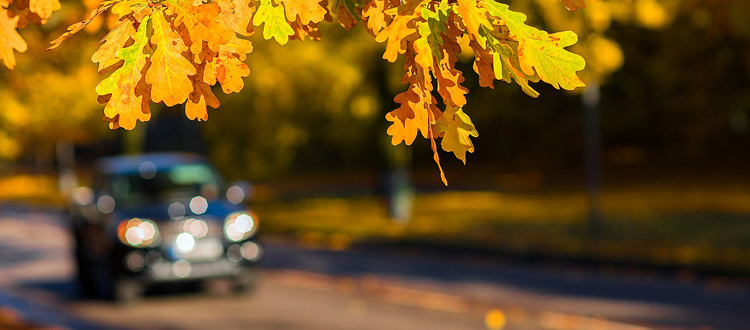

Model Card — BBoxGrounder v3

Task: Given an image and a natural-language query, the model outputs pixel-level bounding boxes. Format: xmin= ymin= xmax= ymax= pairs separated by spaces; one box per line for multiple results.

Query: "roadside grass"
xmin=256 ymin=187 xmax=750 ymax=274
xmin=0 ymin=174 xmax=64 ymax=206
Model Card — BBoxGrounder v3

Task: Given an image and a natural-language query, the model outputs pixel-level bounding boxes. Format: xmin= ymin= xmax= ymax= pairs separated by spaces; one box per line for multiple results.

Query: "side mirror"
xmin=226 ymin=181 xmax=252 ymax=204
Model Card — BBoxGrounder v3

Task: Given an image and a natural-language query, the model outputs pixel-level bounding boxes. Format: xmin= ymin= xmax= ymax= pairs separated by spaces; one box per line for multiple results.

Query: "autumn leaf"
xmin=0 ymin=8 xmax=27 ymax=69
xmin=481 ymin=1 xmax=585 ymax=90
xmin=90 ymin=19 xmax=136 ymax=72
xmin=112 ymin=0 xmax=147 ymax=20
xmin=33 ymin=0 xmax=591 ymax=184
xmin=412 ymin=2 xmax=447 ymax=71
xmin=95 ymin=17 xmax=152 ymax=130
xmin=253 ymin=0 xmax=294 ymax=45
xmin=434 ymin=48 xmax=468 ymax=107
xmin=433 ymin=106 xmax=478 ymax=164
xmin=481 ymin=32 xmax=540 ymax=97
xmin=454 ymin=0 xmax=491 ymax=48
xmin=386 ymin=83 xmax=434 ymax=145
xmin=218 ymin=0 xmax=255 ymax=36
xmin=28 ymin=0 xmax=61 ymax=23
xmin=186 ymin=65 xmax=220 ymax=121
xmin=281 ymin=0 xmax=327 ymax=25
xmin=146 ymin=10 xmax=196 ymax=106
xmin=373 ymin=0 xmax=422 ymax=62
xmin=362 ymin=0 xmax=387 ymax=34
xmin=203 ymin=36 xmax=252 ymax=94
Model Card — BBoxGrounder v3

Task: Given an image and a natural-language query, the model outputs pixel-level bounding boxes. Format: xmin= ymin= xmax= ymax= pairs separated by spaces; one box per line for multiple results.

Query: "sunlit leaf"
xmin=0 ymin=8 xmax=27 ymax=69
xmin=253 ymin=0 xmax=294 ymax=45
xmin=145 ymin=10 xmax=196 ymax=106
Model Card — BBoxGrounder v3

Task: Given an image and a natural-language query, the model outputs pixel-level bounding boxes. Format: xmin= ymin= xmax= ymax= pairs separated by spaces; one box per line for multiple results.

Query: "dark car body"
xmin=68 ymin=153 xmax=261 ymax=302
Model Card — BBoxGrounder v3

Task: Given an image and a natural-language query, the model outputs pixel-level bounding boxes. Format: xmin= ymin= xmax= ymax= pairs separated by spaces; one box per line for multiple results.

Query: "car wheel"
xmin=232 ymin=268 xmax=256 ymax=295
xmin=73 ymin=234 xmax=96 ymax=297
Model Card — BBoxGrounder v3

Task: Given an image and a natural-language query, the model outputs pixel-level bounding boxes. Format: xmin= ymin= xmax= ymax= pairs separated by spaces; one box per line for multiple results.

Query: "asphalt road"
xmin=1 ymin=205 xmax=748 ymax=330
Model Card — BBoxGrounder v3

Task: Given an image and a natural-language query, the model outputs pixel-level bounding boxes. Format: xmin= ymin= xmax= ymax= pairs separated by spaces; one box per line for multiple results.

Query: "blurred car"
xmin=67 ymin=153 xmax=262 ymax=302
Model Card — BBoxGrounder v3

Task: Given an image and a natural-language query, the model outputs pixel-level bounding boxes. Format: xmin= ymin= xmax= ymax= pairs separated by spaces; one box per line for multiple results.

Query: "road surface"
xmin=1 ymin=205 xmax=748 ymax=330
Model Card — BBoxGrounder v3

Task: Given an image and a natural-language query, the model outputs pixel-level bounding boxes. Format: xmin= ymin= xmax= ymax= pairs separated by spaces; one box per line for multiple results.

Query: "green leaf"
xmin=481 ymin=0 xmax=585 ymax=90
xmin=253 ymin=0 xmax=294 ymax=45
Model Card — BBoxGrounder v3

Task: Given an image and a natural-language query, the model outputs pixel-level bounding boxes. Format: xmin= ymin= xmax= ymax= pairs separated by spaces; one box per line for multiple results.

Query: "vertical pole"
xmin=583 ymin=82 xmax=602 ymax=237
xmin=55 ymin=140 xmax=77 ymax=197
xmin=387 ymin=145 xmax=414 ymax=224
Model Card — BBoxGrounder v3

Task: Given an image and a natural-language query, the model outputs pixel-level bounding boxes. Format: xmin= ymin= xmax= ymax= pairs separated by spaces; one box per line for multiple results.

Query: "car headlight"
xmin=224 ymin=212 xmax=257 ymax=242
xmin=117 ymin=218 xmax=160 ymax=247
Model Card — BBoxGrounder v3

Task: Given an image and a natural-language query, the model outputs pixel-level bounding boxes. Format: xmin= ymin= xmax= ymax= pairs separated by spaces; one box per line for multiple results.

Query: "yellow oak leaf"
xmin=434 ymin=49 xmax=468 ymax=107
xmin=281 ymin=0 xmax=326 ymax=25
xmin=455 ymin=0 xmax=491 ymax=48
xmin=433 ymin=106 xmax=478 ymax=164
xmin=186 ymin=66 xmax=220 ymax=121
xmin=362 ymin=0 xmax=387 ymax=34
xmin=412 ymin=20 xmax=434 ymax=72
xmin=29 ymin=0 xmax=61 ymax=22
xmin=146 ymin=10 xmax=196 ymax=107
xmin=90 ymin=19 xmax=136 ymax=72
xmin=111 ymin=0 xmax=147 ymax=19
xmin=386 ymin=84 xmax=433 ymax=145
xmin=169 ymin=2 xmax=233 ymax=56
xmin=0 ymin=8 xmax=28 ymax=69
xmin=95 ymin=17 xmax=152 ymax=130
xmin=218 ymin=0 xmax=255 ymax=36
xmin=203 ymin=37 xmax=252 ymax=94
xmin=374 ymin=8 xmax=418 ymax=62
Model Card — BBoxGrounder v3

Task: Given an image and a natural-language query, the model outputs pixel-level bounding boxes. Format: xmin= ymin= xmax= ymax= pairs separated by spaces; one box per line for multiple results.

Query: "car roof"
xmin=95 ymin=153 xmax=209 ymax=175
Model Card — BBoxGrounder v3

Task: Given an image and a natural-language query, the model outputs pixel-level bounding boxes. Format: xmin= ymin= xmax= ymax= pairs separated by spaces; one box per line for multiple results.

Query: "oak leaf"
xmin=362 ymin=0 xmax=387 ymax=34
xmin=90 ymin=19 xmax=136 ymax=72
xmin=146 ymin=10 xmax=196 ymax=106
xmin=218 ymin=0 xmax=255 ymax=36
xmin=186 ymin=66 xmax=220 ymax=121
xmin=374 ymin=1 xmax=421 ymax=62
xmin=95 ymin=17 xmax=152 ymax=130
xmin=481 ymin=1 xmax=585 ymax=90
xmin=0 ymin=8 xmax=27 ymax=69
xmin=281 ymin=0 xmax=326 ymax=25
xmin=454 ymin=0 xmax=491 ymax=48
xmin=29 ymin=0 xmax=61 ymax=22
xmin=433 ymin=106 xmax=478 ymax=164
xmin=253 ymin=0 xmax=294 ymax=45
xmin=203 ymin=36 xmax=252 ymax=94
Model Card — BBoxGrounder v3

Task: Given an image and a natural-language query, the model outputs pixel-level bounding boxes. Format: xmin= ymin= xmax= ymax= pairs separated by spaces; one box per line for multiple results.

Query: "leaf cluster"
xmin=39 ymin=0 xmax=588 ymax=183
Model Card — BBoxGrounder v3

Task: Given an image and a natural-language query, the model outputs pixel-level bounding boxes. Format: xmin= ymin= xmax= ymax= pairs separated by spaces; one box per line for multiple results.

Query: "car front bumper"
xmin=121 ymin=240 xmax=263 ymax=282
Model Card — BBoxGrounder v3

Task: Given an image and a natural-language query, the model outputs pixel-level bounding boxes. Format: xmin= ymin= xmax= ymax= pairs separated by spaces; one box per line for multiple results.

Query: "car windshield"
xmin=107 ymin=162 xmax=222 ymax=206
